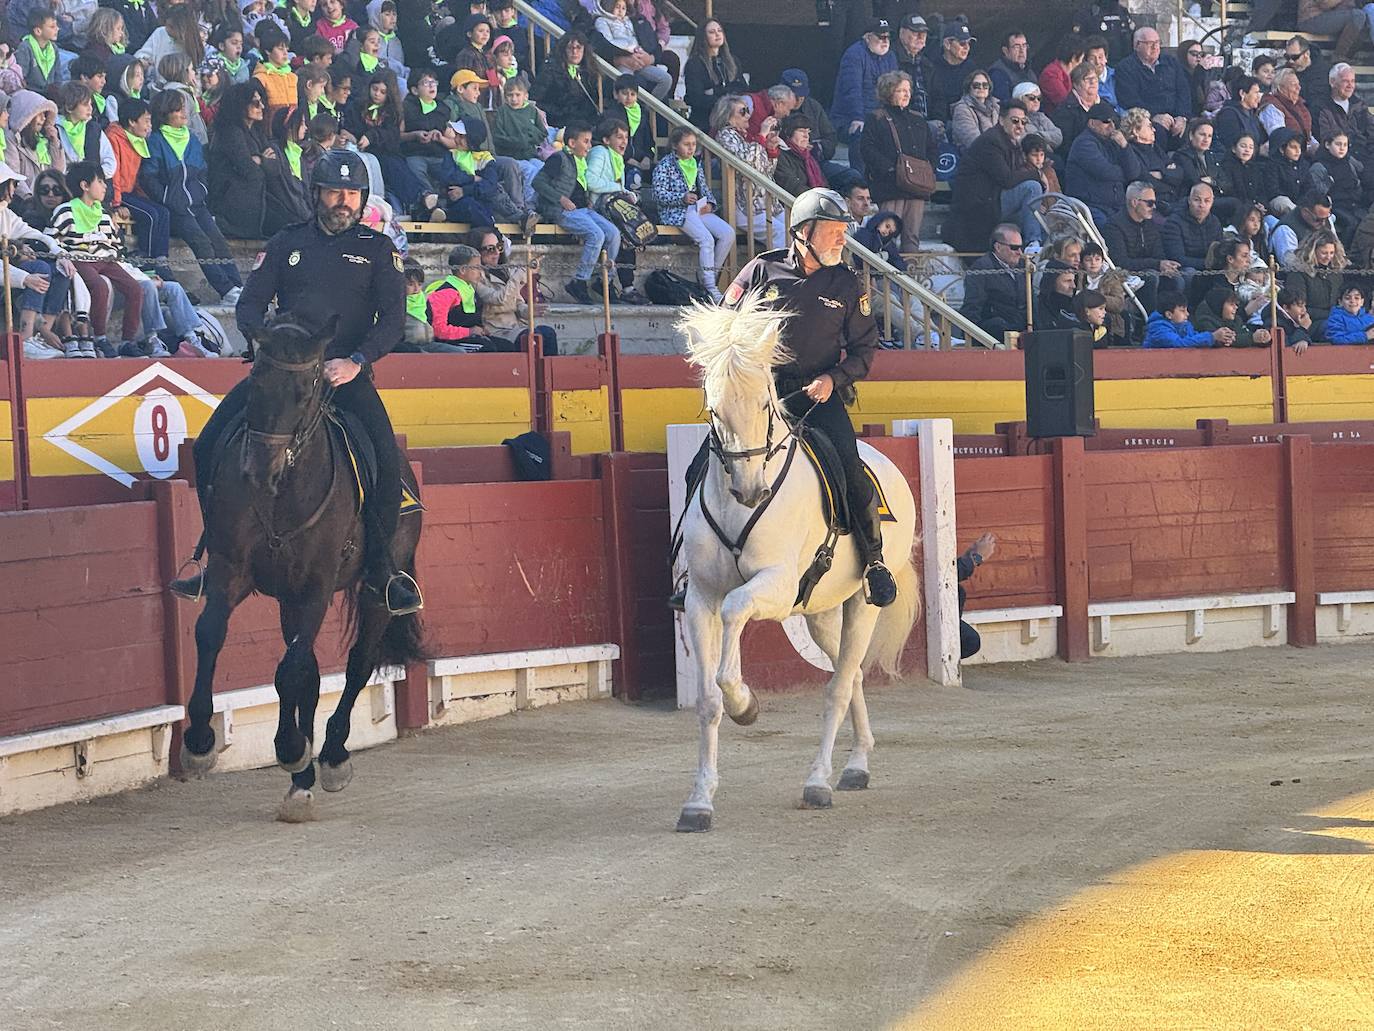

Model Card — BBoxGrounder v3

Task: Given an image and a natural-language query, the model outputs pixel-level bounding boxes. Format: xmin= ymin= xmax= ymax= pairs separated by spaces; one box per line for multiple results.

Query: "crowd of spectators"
xmin=10 ymin=0 xmax=1374 ymax=356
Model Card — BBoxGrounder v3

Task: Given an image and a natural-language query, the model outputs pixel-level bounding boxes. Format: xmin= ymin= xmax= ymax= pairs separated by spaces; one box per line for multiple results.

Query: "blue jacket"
xmin=138 ymin=130 xmax=210 ymax=217
xmin=830 ymin=39 xmax=898 ymax=130
xmin=1114 ymin=54 xmax=1192 ymax=120
xmin=1324 ymin=307 xmax=1374 ymax=344
xmin=651 ymin=153 xmax=716 ymax=228
xmin=1144 ymin=311 xmax=1215 ymax=348
xmin=1066 ymin=130 xmax=1126 ymax=214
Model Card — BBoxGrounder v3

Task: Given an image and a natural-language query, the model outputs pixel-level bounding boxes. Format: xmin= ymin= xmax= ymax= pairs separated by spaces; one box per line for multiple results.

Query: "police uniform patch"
xmin=725 ymin=282 xmax=745 ymax=305
xmin=859 ymin=292 xmax=871 ymax=317
xmin=393 ymin=252 xmax=404 ymax=273
xmin=288 ymin=250 xmax=301 ymax=266
xmin=763 ymin=284 xmax=781 ymax=301
xmin=253 ymin=251 xmax=266 ymax=270
xmin=818 ymin=295 xmax=844 ymax=309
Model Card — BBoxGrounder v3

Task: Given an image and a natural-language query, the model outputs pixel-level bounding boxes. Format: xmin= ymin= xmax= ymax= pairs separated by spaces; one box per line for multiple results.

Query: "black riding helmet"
xmin=310 ymin=149 xmax=371 ymax=205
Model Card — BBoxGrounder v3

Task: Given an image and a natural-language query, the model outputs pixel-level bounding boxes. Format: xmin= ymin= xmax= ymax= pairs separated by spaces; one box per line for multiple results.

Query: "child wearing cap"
xmin=436 ymin=117 xmax=540 ymax=234
xmin=491 ymin=35 xmax=519 ymax=84
xmin=447 ymin=67 xmax=489 ymax=132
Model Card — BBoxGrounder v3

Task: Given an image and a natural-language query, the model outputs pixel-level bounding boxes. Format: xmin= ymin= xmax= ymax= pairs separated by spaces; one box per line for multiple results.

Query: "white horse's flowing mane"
xmin=678 ymin=293 xmax=794 ymax=400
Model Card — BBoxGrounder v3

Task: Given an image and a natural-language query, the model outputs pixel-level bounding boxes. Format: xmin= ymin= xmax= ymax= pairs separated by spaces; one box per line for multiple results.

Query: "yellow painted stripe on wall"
xmin=381 ymin=387 xmax=531 ymax=448
xmin=25 ymin=388 xmax=533 ymax=478
xmin=623 ymin=387 xmax=705 ymax=452
xmin=0 ymin=400 xmax=12 ymax=481
xmin=1285 ymin=374 xmax=1374 ymax=422
xmin=1095 ymin=376 xmax=1274 ymax=428
xmin=553 ymin=387 xmax=612 ymax=454
xmin=853 ymin=381 xmax=1027 ymax=434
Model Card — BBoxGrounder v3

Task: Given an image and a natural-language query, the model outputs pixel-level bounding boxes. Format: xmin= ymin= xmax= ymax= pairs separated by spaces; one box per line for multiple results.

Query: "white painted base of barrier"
xmin=0 ymin=705 xmax=183 ymax=816
xmin=1088 ymin=593 xmax=1294 ymax=658
xmin=962 ymin=606 xmax=1063 ymax=665
xmin=427 ymin=645 xmax=617 ymax=728
xmin=1317 ymin=591 xmax=1374 ymax=641
xmin=207 ymin=669 xmax=402 ymax=774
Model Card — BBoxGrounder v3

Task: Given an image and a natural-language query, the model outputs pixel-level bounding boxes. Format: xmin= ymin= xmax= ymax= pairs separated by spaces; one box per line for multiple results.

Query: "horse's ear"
xmin=317 ymin=313 xmax=342 ymax=348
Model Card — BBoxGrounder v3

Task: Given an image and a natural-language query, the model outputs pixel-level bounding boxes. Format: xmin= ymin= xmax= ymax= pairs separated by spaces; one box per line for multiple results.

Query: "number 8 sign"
xmin=133 ymin=388 xmax=189 ymax=479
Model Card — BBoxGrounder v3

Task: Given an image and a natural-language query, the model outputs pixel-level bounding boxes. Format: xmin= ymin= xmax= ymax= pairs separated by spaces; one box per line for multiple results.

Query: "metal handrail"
xmin=659 ymin=0 xmax=697 ymax=32
xmin=509 ymin=0 xmax=998 ymax=348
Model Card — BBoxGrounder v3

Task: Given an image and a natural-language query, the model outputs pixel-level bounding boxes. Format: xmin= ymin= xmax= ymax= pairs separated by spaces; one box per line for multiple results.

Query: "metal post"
xmin=2 ymin=236 xmax=13 ymax=336
xmin=525 ymin=237 xmax=538 ymax=352
xmin=1024 ymin=254 xmax=1035 ymax=333
xmin=601 ymin=248 xmax=613 ymax=334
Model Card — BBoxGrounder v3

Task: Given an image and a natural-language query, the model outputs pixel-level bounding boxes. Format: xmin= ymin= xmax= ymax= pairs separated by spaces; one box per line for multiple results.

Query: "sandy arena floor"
xmin=4 ymin=644 xmax=1374 ymax=1030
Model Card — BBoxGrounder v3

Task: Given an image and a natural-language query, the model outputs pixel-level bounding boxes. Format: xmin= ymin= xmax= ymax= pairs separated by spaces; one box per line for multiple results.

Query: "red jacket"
xmin=1038 ymin=61 xmax=1072 ymax=113
xmin=745 ymin=90 xmax=782 ymax=158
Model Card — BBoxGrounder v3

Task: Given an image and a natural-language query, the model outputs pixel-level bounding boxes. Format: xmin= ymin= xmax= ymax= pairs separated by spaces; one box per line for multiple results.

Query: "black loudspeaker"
xmin=1023 ymin=330 xmax=1095 ymax=438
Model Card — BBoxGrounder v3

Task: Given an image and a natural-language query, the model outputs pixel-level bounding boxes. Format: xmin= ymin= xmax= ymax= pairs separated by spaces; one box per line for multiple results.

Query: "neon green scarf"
xmin=285 ymin=138 xmax=302 ymax=178
xmin=35 ymin=137 xmax=50 ymax=165
xmin=110 ymin=41 xmax=126 ymax=54
xmin=328 ymin=14 xmax=347 ymax=25
xmin=59 ymin=117 xmax=87 ymax=160
xmin=379 ymin=30 xmax=396 ymax=42
xmin=624 ymin=102 xmax=641 ymax=139
xmin=127 ymin=132 xmax=150 ymax=159
xmin=502 ymin=64 xmax=517 ymax=79
xmin=159 ymin=124 xmax=190 ymax=160
xmin=451 ymin=149 xmax=476 ymax=173
xmin=69 ymin=197 xmax=103 ymax=234
xmin=418 ymin=97 xmax=436 ymax=114
xmin=567 ymin=63 xmax=578 ymax=78
xmin=222 ymin=55 xmax=242 ymax=75
xmin=366 ymin=104 xmax=381 ymax=121
xmin=574 ymin=153 xmax=587 ymax=190
xmin=676 ymin=156 xmax=698 ymax=188
xmin=0 ymin=132 xmax=8 ymax=164
xmin=92 ymin=94 xmax=106 ymax=115
xmin=608 ymin=148 xmax=624 ymax=186
xmin=261 ymin=60 xmax=293 ymax=75
xmin=405 ymin=291 xmax=427 ymax=320
xmin=24 ymin=35 xmax=55 ymax=80
xmin=359 ymin=52 xmax=379 ymax=73
xmin=290 ymin=5 xmax=311 ymax=26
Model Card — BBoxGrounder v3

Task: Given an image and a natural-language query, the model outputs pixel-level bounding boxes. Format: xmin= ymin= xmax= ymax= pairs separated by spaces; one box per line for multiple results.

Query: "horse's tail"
xmin=378 ymin=609 xmax=428 ymax=670
xmin=863 ymin=549 xmax=921 ymax=679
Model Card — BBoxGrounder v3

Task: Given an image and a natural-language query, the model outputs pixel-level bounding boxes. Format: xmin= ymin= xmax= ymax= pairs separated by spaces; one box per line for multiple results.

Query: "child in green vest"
xmin=18 ymin=10 xmax=64 ymax=93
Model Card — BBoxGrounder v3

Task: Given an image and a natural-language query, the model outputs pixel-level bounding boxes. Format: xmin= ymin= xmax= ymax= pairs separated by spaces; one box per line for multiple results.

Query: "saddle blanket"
xmin=326 ymin=408 xmax=424 ymax=517
xmin=796 ymin=426 xmax=896 ymax=534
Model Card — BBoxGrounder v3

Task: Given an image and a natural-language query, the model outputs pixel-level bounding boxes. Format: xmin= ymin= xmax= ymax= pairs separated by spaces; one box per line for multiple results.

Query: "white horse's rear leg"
xmin=678 ymin=593 xmax=724 ymax=832
xmin=802 ymin=594 xmax=879 ymax=809
xmin=805 ymin=607 xmax=873 ymax=791
xmin=716 ymin=570 xmax=794 ymax=725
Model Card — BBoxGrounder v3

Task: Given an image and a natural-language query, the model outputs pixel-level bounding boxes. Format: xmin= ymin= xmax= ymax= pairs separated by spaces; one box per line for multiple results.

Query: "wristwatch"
xmin=349 ymin=350 xmax=367 ymax=368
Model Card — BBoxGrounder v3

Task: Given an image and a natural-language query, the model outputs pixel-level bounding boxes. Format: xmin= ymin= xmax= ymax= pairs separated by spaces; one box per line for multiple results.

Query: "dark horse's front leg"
xmin=317 ymin=597 xmax=393 ymax=793
xmin=274 ymin=591 xmax=332 ymax=823
xmin=180 ymin=559 xmax=251 ymax=776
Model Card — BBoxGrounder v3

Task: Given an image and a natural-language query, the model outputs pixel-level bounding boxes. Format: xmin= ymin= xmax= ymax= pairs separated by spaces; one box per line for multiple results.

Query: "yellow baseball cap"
xmin=450 ymin=69 xmax=485 ymax=90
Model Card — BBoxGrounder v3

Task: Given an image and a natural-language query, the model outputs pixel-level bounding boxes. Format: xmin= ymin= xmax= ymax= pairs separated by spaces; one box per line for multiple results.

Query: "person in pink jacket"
xmin=1037 ymin=36 xmax=1085 ymax=113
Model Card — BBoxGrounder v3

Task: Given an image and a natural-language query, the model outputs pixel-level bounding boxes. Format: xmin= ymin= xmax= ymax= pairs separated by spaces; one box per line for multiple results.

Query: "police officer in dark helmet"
xmin=669 ymin=187 xmax=897 ymax=610
xmin=169 ymin=150 xmax=423 ymax=615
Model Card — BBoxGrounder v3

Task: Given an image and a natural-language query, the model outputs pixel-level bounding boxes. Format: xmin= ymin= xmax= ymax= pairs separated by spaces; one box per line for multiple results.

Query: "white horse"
xmin=675 ymin=294 xmax=921 ymax=832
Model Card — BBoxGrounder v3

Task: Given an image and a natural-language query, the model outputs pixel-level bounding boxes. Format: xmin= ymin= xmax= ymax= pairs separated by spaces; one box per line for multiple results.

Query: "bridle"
xmin=245 ymin=347 xmax=330 ymax=470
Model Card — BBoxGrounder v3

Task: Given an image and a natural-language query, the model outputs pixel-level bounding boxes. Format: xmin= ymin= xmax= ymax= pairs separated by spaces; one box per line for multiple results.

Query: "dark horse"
xmin=178 ymin=315 xmax=424 ymax=821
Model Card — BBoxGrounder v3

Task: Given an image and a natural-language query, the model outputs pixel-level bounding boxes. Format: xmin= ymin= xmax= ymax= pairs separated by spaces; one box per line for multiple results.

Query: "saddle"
xmin=675 ymin=421 xmax=896 ymax=609
xmin=201 ymin=407 xmax=423 ymax=519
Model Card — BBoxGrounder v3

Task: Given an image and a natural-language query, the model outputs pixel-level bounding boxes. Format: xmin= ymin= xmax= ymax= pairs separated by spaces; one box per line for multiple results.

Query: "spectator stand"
xmin=410 ymin=0 xmax=996 ymax=349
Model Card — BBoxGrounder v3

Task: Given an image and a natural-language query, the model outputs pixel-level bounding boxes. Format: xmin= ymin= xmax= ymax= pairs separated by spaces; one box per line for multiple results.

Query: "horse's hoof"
xmin=178 ymin=734 xmax=218 ymax=778
xmin=729 ymin=692 xmax=760 ymax=726
xmin=277 ymin=739 xmax=313 ymax=775
xmin=800 ymin=785 xmax=833 ymax=809
xmin=836 ymin=769 xmax=870 ymax=791
xmin=318 ymin=758 xmax=354 ymax=793
xmin=276 ymin=787 xmax=317 ymax=823
xmin=676 ymin=808 xmax=713 ymax=832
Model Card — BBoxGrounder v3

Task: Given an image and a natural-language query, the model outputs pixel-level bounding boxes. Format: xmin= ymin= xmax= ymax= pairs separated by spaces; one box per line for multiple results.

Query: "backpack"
xmin=600 ymin=191 xmax=658 ymax=248
xmin=645 ymin=269 xmax=710 ymax=306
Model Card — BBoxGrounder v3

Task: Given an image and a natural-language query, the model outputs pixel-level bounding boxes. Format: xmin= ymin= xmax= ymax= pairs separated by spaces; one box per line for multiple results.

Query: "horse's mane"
xmin=678 ymin=292 xmax=794 ymax=400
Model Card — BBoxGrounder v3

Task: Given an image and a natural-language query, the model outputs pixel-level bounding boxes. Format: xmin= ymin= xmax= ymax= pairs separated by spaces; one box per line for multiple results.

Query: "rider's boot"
xmin=857 ymin=497 xmax=897 ymax=608
xmin=362 ymin=507 xmax=424 ymax=615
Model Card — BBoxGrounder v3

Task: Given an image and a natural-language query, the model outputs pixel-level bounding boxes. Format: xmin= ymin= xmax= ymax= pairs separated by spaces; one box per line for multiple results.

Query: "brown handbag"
xmin=883 ymin=112 xmax=935 ymax=200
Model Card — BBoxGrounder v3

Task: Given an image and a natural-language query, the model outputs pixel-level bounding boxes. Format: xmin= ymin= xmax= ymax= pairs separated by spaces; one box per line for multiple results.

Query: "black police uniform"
xmin=193 ymin=217 xmax=407 ymax=586
xmin=723 ymin=245 xmax=882 ymax=559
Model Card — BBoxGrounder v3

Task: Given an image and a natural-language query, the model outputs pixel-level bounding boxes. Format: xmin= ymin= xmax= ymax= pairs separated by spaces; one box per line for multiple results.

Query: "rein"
xmin=244 ymin=349 xmax=341 ymax=549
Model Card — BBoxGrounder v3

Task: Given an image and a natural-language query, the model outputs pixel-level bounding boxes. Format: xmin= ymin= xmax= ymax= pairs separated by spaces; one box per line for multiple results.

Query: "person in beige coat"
xmin=5 ymin=89 xmax=65 ymax=201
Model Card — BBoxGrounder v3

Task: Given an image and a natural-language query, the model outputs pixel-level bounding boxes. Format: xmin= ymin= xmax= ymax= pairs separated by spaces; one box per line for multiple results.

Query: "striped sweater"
xmin=50 ymin=202 xmax=125 ymax=261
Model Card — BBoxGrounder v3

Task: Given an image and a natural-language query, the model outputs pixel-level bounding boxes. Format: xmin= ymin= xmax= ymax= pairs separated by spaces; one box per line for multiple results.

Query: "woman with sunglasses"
xmin=1011 ymin=81 xmax=1062 ymax=151
xmin=1177 ymin=39 xmax=1213 ymax=117
xmin=711 ymin=93 xmax=785 ymax=250
xmin=207 ymin=80 xmax=279 ymax=238
xmin=949 ymin=69 xmax=999 ymax=151
xmin=466 ymin=225 xmax=559 ymax=355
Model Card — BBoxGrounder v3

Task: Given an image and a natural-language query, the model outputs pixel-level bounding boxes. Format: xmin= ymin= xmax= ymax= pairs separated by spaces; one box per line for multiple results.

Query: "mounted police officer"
xmin=169 ymin=150 xmax=423 ymax=615
xmin=670 ymin=186 xmax=897 ymax=610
